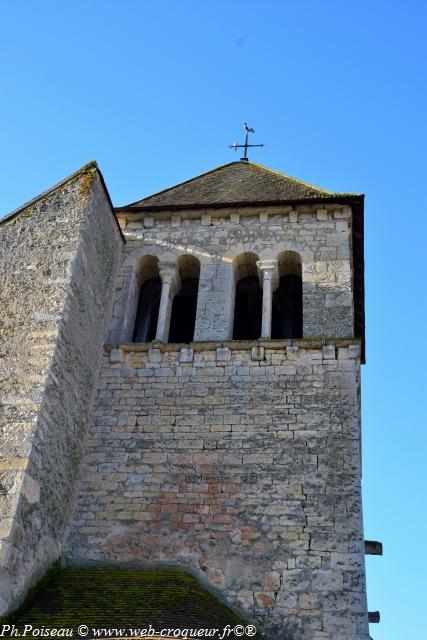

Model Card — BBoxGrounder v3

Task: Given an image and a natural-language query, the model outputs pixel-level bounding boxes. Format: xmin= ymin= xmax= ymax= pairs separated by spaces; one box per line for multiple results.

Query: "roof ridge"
xmin=124 ymin=161 xmax=241 ymax=207
xmin=0 ymin=161 xmax=99 ymax=226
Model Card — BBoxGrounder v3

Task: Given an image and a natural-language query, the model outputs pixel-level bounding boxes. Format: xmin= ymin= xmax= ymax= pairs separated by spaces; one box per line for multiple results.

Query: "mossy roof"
xmin=6 ymin=567 xmax=262 ymax=639
xmin=118 ymin=160 xmax=363 ymax=212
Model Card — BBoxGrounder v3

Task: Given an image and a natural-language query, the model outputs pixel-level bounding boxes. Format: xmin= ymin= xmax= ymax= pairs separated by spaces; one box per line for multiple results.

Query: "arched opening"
xmin=233 ymin=252 xmax=262 ymax=340
xmin=132 ymin=256 xmax=161 ymax=343
xmin=272 ymin=251 xmax=303 ymax=339
xmin=168 ymin=255 xmax=200 ymax=343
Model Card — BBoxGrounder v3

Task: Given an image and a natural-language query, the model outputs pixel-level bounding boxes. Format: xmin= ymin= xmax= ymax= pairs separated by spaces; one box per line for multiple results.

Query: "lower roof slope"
xmin=6 ymin=566 xmax=261 ymax=638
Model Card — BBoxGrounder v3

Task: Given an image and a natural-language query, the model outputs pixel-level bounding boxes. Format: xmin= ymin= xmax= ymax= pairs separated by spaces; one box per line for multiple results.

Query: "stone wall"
xmin=0 ymin=166 xmax=123 ymax=614
xmin=110 ymin=204 xmax=354 ymax=344
xmin=66 ymin=340 xmax=369 ymax=640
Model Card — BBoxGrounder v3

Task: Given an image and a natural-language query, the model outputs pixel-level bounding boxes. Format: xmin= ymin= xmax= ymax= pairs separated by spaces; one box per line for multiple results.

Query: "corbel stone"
xmin=322 ymin=344 xmax=336 ymax=360
xmin=180 ymin=347 xmax=194 ymax=363
xmin=317 ymin=208 xmax=328 ymax=221
xmin=368 ymin=612 xmax=380 ymax=623
xmin=365 ymin=540 xmax=383 ymax=556
xmin=110 ymin=348 xmax=123 ymax=364
xmin=148 ymin=348 xmax=162 ymax=363
xmin=216 ymin=347 xmax=231 ymax=361
xmin=348 ymin=344 xmax=361 ymax=359
xmin=251 ymin=346 xmax=265 ymax=361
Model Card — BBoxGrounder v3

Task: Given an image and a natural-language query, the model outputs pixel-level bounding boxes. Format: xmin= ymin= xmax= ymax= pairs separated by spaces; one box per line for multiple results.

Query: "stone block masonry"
xmin=0 ymin=165 xmax=123 ymax=615
xmin=66 ymin=340 xmax=369 ymax=640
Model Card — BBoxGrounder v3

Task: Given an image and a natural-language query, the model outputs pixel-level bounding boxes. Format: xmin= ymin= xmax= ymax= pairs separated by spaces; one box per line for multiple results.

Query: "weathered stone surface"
xmin=0 ymin=165 xmax=123 ymax=614
xmin=1 ymin=162 xmax=369 ymax=639
xmin=66 ymin=341 xmax=368 ymax=639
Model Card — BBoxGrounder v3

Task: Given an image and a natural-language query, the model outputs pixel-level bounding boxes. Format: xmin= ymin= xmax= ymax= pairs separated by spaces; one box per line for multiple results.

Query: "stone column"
xmin=257 ymin=259 xmax=278 ymax=339
xmin=155 ymin=264 xmax=180 ymax=342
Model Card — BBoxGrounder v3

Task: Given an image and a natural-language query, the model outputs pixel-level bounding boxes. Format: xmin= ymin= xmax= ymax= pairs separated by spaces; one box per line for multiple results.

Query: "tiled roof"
xmin=8 ymin=566 xmax=261 ymax=637
xmin=120 ymin=161 xmax=361 ymax=211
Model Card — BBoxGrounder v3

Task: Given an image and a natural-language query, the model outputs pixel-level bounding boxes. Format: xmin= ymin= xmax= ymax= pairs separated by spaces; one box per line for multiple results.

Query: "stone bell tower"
xmin=64 ymin=160 xmax=370 ymax=639
xmin=0 ymin=158 xmax=373 ymax=640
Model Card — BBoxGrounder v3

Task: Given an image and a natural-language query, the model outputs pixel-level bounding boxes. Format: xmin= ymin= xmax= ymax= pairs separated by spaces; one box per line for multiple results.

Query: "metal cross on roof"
xmin=229 ymin=122 xmax=264 ymax=161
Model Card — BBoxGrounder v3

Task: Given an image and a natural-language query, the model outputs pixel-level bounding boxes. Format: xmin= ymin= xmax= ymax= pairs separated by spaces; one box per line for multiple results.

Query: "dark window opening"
xmin=233 ymin=276 xmax=262 ymax=340
xmin=168 ymin=278 xmax=199 ymax=343
xmin=132 ymin=277 xmax=162 ymax=342
xmin=271 ymin=274 xmax=302 ymax=339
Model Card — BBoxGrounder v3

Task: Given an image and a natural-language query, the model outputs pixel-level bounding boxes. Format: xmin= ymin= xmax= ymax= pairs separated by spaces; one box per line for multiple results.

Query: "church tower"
xmin=0 ymin=158 xmax=373 ymax=639
xmin=69 ymin=160 xmax=369 ymax=639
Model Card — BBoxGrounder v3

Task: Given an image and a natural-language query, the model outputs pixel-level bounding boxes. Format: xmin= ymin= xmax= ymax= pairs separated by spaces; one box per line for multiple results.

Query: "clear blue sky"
xmin=1 ymin=1 xmax=426 ymax=638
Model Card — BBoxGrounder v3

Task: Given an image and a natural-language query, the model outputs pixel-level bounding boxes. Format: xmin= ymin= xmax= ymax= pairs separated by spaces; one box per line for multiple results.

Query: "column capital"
xmin=158 ymin=263 xmax=180 ymax=293
xmin=257 ymin=259 xmax=278 ymax=288
xmin=256 ymin=258 xmax=278 ymax=273
xmin=158 ymin=262 xmax=178 ymax=280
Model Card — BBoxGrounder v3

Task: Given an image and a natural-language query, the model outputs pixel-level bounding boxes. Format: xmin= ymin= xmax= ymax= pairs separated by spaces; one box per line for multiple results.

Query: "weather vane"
xmin=229 ymin=122 xmax=264 ymax=161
